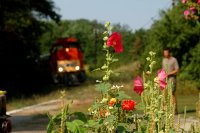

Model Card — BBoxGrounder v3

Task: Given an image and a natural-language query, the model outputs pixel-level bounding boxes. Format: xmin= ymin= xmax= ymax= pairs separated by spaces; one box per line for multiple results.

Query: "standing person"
xmin=162 ymin=47 xmax=179 ymax=114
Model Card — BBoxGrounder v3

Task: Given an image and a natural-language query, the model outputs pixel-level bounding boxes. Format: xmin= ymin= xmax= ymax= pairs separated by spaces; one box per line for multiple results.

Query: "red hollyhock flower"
xmin=106 ymin=32 xmax=123 ymax=53
xmin=157 ymin=69 xmax=167 ymax=90
xmin=122 ymin=100 xmax=136 ymax=111
xmin=133 ymin=76 xmax=144 ymax=95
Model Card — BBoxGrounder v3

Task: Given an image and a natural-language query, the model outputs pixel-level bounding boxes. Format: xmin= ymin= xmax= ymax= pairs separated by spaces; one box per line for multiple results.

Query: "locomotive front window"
xmin=68 ymin=43 xmax=82 ymax=52
xmin=51 ymin=45 xmax=63 ymax=53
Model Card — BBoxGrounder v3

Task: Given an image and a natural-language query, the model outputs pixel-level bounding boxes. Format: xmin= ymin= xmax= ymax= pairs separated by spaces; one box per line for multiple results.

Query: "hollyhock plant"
xmin=133 ymin=76 xmax=144 ymax=95
xmin=87 ymin=22 xmax=137 ymax=132
xmin=122 ymin=100 xmax=136 ymax=111
xmin=157 ymin=69 xmax=167 ymax=90
xmin=182 ymin=0 xmax=200 ymax=21
xmin=47 ymin=22 xmax=200 ymax=133
xmin=106 ymin=32 xmax=123 ymax=53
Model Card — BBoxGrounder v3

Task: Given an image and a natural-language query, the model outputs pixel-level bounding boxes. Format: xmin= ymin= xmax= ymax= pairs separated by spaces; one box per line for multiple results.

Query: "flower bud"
xmin=105 ymin=21 xmax=110 ymax=27
xmin=103 ymin=44 xmax=108 ymax=49
xmin=103 ymin=76 xmax=109 ymax=81
xmin=109 ymin=106 xmax=113 ymax=110
xmin=146 ymin=71 xmax=151 ymax=75
xmin=101 ymin=65 xmax=108 ymax=70
xmin=152 ymin=61 xmax=156 ymax=65
xmin=146 ymin=57 xmax=150 ymax=61
xmin=103 ymin=36 xmax=108 ymax=41
xmin=103 ymin=31 xmax=108 ymax=35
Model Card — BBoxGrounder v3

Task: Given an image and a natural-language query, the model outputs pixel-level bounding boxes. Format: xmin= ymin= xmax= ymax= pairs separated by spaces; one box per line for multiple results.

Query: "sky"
xmin=53 ymin=0 xmax=172 ymax=31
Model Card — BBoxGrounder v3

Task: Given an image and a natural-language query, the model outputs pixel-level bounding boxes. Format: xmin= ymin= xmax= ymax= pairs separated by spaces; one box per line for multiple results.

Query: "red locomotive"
xmin=50 ymin=37 xmax=86 ymax=85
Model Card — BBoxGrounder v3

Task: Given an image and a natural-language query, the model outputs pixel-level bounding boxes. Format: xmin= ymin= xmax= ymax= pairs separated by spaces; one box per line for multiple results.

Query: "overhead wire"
xmin=139 ymin=0 xmax=172 ymax=30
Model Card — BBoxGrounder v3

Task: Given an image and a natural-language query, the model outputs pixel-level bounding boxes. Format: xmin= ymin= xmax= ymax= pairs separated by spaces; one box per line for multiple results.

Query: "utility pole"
xmin=94 ymin=29 xmax=98 ymax=67
xmin=172 ymin=0 xmax=176 ymax=7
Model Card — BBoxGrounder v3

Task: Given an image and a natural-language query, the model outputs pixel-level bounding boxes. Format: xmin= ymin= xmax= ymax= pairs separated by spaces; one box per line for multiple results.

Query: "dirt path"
xmin=8 ymin=99 xmax=92 ymax=133
xmin=7 ymin=99 xmax=199 ymax=133
xmin=8 ymin=100 xmax=61 ymax=133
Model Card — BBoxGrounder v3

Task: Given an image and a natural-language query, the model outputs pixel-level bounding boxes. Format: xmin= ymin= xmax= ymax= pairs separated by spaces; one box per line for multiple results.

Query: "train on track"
xmin=50 ymin=37 xmax=86 ymax=85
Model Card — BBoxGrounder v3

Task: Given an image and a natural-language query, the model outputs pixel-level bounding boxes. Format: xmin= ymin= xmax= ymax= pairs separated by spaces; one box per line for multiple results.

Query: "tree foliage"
xmin=39 ymin=19 xmax=138 ymax=69
xmin=141 ymin=2 xmax=200 ymax=87
xmin=0 ymin=0 xmax=60 ymax=93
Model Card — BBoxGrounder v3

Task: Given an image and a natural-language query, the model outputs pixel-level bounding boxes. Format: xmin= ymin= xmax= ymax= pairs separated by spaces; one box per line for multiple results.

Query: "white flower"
xmin=105 ymin=111 xmax=110 ymax=117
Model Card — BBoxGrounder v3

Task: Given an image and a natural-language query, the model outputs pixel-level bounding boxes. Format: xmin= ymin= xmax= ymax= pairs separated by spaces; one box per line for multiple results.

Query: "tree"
xmin=0 ymin=0 xmax=60 ymax=93
xmin=141 ymin=2 xmax=200 ymax=87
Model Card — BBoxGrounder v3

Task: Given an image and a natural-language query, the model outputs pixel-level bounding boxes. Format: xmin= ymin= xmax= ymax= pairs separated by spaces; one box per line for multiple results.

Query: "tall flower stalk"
xmin=134 ymin=51 xmax=176 ymax=132
xmin=88 ymin=22 xmax=136 ymax=133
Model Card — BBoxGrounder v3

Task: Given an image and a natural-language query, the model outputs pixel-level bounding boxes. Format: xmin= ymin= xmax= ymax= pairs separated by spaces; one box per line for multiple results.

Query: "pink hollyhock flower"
xmin=122 ymin=100 xmax=136 ymax=111
xmin=189 ymin=7 xmax=196 ymax=14
xmin=133 ymin=76 xmax=144 ymax=95
xmin=184 ymin=10 xmax=190 ymax=18
xmin=197 ymin=0 xmax=200 ymax=5
xmin=107 ymin=32 xmax=123 ymax=53
xmin=182 ymin=0 xmax=187 ymax=3
xmin=157 ymin=69 xmax=167 ymax=90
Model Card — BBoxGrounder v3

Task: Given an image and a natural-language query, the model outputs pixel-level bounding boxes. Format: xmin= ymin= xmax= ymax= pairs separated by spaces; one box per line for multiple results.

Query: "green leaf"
xmin=95 ymin=82 xmax=111 ymax=94
xmin=169 ymin=129 xmax=176 ymax=133
xmin=47 ymin=116 xmax=55 ymax=133
xmin=104 ymin=115 xmax=116 ymax=125
xmin=73 ymin=119 xmax=84 ymax=125
xmin=73 ymin=112 xmax=87 ymax=123
xmin=67 ymin=120 xmax=87 ymax=133
xmin=135 ymin=102 xmax=145 ymax=110
xmin=117 ymin=123 xmax=127 ymax=133
xmin=99 ymin=119 xmax=103 ymax=124
xmin=87 ymin=120 xmax=97 ymax=127
xmin=115 ymin=102 xmax=122 ymax=108
xmin=117 ymin=123 xmax=131 ymax=132
xmin=116 ymin=91 xmax=131 ymax=100
xmin=66 ymin=122 xmax=76 ymax=132
xmin=114 ymin=72 xmax=120 ymax=76
xmin=116 ymin=125 xmax=126 ymax=133
xmin=92 ymin=102 xmax=102 ymax=110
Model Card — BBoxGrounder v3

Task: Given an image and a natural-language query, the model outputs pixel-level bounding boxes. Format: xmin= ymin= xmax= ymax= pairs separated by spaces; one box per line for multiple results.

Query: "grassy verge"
xmin=7 ymin=62 xmax=200 ymax=117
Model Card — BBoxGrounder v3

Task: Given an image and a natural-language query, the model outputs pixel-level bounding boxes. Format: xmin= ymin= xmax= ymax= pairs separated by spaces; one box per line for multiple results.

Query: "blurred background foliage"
xmin=0 ymin=0 xmax=200 ymax=97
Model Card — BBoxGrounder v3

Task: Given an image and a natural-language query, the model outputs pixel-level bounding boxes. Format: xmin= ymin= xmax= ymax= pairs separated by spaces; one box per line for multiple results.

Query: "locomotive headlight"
xmin=75 ymin=66 xmax=80 ymax=71
xmin=58 ymin=67 xmax=64 ymax=72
